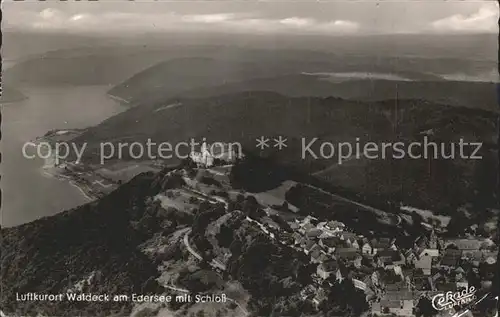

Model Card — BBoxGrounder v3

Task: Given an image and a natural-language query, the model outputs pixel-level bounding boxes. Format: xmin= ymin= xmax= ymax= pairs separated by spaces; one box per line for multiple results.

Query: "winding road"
xmin=183 ymin=229 xmax=227 ymax=271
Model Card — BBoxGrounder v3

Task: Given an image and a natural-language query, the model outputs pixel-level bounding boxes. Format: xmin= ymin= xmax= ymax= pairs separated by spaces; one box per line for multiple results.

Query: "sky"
xmin=2 ymin=0 xmax=499 ymax=35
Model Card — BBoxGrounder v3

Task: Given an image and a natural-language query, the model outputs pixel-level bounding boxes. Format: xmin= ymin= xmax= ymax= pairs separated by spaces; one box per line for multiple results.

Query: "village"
xmin=153 ymin=142 xmax=499 ymax=317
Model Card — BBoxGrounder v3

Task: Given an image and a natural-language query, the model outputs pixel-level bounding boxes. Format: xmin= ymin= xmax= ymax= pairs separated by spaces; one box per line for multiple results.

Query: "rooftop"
xmin=446 ymin=239 xmax=482 ymax=251
xmin=320 ymin=260 xmax=339 ymax=272
xmin=321 ymin=236 xmax=346 ymax=248
xmin=335 ymin=248 xmax=360 ymax=260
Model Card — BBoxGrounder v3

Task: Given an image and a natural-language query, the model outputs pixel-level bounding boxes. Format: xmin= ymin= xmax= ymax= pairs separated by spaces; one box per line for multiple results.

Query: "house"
xmin=456 ymin=280 xmax=469 ymax=290
xmin=312 ymin=288 xmax=327 ymax=308
xmin=318 ymin=230 xmax=334 ymax=239
xmin=302 ymin=240 xmax=317 ymax=255
xmin=369 ymin=271 xmax=379 ymax=287
xmin=307 ymin=244 xmax=323 ymax=257
xmin=455 ymin=267 xmax=465 ymax=281
xmin=292 ymin=232 xmax=303 ymax=245
xmin=393 ymin=265 xmax=404 ymax=280
xmin=299 ymin=222 xmax=315 ymax=235
xmin=440 ymin=249 xmax=462 ymax=269
xmin=483 ymin=252 xmax=498 ymax=265
xmin=352 ymin=278 xmax=368 ymax=291
xmin=385 ymin=282 xmax=406 ymax=292
xmin=319 ymin=236 xmax=347 ymax=254
xmin=317 ymin=220 xmax=345 ymax=235
xmin=262 ymin=217 xmax=280 ymax=232
xmin=373 ymin=291 xmax=414 ymax=317
xmin=404 ymin=250 xmax=417 ymax=265
xmin=299 ymin=285 xmax=317 ymax=300
xmin=334 ymin=248 xmax=360 ymax=260
xmin=301 ymin=215 xmax=318 ymax=225
xmin=468 ymin=251 xmax=483 ymax=267
xmin=371 ymin=302 xmax=382 ymax=316
xmin=317 ymin=260 xmax=339 ymax=280
xmin=362 ymin=242 xmax=374 ymax=255
xmin=310 ymin=247 xmax=323 ymax=263
xmin=340 ymin=232 xmax=360 ymax=249
xmin=278 ymin=232 xmax=294 ymax=245
xmin=415 ymin=235 xmax=430 ymax=249
xmin=288 ymin=222 xmax=300 ymax=231
xmin=419 ymin=249 xmax=439 ymax=258
xmin=335 ymin=248 xmax=362 ymax=267
xmin=350 ymin=239 xmax=360 ymax=250
xmin=446 ymin=239 xmax=482 ymax=258
xmin=363 ymin=238 xmax=397 ymax=256
xmin=413 ymin=276 xmax=432 ymax=291
xmin=325 ymin=220 xmax=345 ymax=231
xmin=378 ymin=238 xmax=398 ymax=251
xmin=414 ymin=255 xmax=432 ymax=275
xmin=379 ymin=291 xmax=414 ymax=317
xmin=431 ymin=272 xmax=443 ymax=283
xmin=311 ymin=249 xmax=329 ymax=264
xmin=305 ymin=228 xmax=323 ymax=240
xmin=376 ymin=250 xmax=405 ymax=268
xmin=480 ymin=262 xmax=497 ymax=281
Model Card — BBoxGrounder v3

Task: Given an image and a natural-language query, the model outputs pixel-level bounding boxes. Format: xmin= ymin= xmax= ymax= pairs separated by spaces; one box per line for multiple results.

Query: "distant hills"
xmin=3 ymin=36 xmax=497 ymax=96
xmin=2 ymin=46 xmax=174 ymax=86
xmin=108 ymin=54 xmax=498 ymax=111
xmin=183 ymin=73 xmax=498 ymax=112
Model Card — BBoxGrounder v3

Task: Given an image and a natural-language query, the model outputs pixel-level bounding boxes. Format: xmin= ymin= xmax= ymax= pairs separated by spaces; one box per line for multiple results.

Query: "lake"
xmin=0 ymin=85 xmax=126 ymax=227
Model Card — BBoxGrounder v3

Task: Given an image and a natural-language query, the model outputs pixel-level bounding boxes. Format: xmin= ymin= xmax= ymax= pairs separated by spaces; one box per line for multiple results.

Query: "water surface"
xmin=1 ymin=85 xmax=125 ymax=227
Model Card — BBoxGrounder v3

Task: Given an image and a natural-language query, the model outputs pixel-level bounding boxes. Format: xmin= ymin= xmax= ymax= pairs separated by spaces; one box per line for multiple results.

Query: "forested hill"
xmin=0 ymin=170 xmax=173 ymax=317
xmin=107 ymin=55 xmax=498 ymax=111
xmin=69 ymin=91 xmax=498 ymax=211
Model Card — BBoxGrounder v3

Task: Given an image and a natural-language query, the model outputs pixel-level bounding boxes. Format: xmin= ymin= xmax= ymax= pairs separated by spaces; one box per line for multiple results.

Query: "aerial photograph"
xmin=0 ymin=1 xmax=499 ymax=317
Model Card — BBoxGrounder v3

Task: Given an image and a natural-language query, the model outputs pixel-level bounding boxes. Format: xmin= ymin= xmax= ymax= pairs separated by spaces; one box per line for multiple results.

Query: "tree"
xmin=196 ymin=310 xmax=205 ymax=317
xmin=216 ymin=224 xmax=234 ymax=248
xmin=189 ymin=196 xmax=198 ymax=204
xmin=243 ymin=196 xmax=259 ymax=216
xmin=416 ymin=297 xmax=438 ymax=317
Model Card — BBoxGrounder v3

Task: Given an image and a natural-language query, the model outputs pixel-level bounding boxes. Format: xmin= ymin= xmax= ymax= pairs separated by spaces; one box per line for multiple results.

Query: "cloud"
xmin=318 ymin=20 xmax=360 ymax=32
xmin=31 ymin=8 xmax=67 ymax=29
xmin=279 ymin=17 xmax=314 ymax=27
xmin=431 ymin=4 xmax=498 ymax=33
xmin=19 ymin=9 xmax=361 ymax=35
xmin=276 ymin=17 xmax=359 ymax=33
xmin=3 ymin=2 xmax=495 ymax=35
xmin=181 ymin=13 xmax=236 ymax=23
xmin=69 ymin=14 xmax=89 ymax=22
xmin=39 ymin=8 xmax=59 ymax=20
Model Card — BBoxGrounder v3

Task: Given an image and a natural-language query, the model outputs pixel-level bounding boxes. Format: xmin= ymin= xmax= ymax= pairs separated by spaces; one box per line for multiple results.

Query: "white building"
xmin=190 ymin=142 xmax=242 ymax=167
xmin=190 ymin=142 xmax=214 ymax=167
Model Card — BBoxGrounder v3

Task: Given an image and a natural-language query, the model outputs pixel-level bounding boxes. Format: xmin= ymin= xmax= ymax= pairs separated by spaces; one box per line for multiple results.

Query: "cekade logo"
xmin=431 ymin=286 xmax=477 ymax=311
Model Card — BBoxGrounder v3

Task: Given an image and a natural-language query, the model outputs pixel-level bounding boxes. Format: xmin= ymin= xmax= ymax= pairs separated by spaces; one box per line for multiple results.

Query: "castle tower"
xmin=429 ymin=229 xmax=437 ymax=249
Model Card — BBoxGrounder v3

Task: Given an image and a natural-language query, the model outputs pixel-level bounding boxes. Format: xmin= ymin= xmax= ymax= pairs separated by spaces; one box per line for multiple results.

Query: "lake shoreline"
xmin=41 ymin=166 xmax=96 ymax=202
